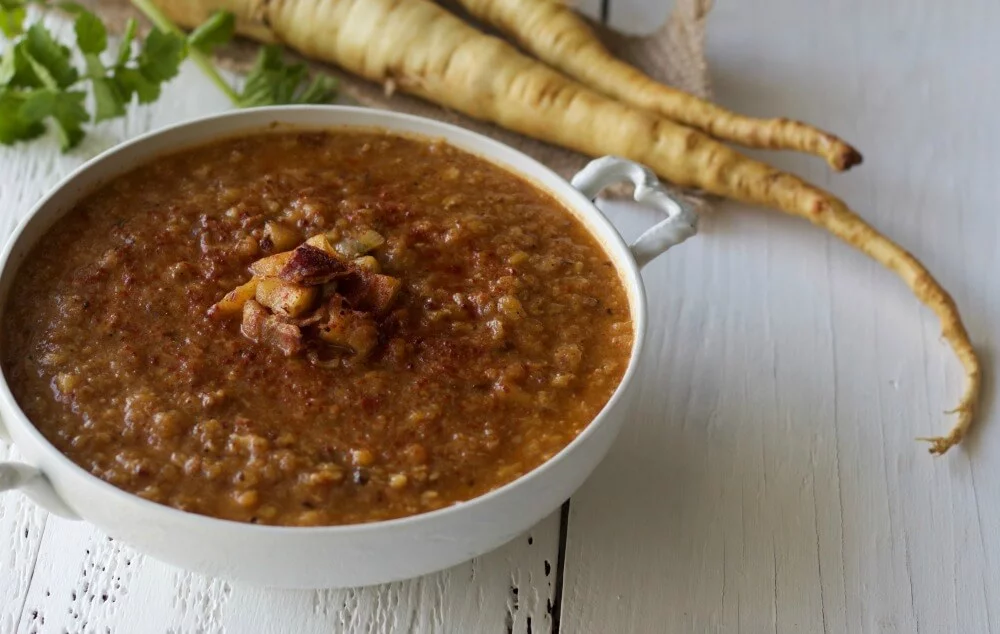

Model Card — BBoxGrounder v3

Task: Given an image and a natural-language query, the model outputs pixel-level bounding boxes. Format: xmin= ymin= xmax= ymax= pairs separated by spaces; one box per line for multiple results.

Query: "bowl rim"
xmin=0 ymin=105 xmax=648 ymax=534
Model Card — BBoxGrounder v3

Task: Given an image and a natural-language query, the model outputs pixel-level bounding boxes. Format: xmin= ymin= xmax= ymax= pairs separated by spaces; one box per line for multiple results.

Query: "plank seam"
xmin=12 ymin=513 xmax=49 ymax=633
xmin=551 ymin=501 xmax=570 ymax=634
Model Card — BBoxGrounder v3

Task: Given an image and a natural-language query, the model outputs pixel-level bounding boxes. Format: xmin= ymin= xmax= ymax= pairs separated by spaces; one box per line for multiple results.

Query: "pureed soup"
xmin=2 ymin=130 xmax=633 ymax=526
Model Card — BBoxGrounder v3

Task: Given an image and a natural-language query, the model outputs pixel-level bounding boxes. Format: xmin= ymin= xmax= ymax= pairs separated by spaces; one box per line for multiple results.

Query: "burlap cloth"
xmin=87 ymin=0 xmax=713 ymax=190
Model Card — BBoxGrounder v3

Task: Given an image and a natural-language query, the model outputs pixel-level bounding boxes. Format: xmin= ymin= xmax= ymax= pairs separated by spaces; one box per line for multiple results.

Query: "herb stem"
xmin=128 ymin=0 xmax=239 ymax=104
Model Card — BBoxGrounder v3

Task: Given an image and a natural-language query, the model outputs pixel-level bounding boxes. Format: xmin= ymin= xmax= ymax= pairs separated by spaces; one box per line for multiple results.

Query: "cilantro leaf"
xmin=295 ymin=73 xmax=338 ymax=105
xmin=2 ymin=42 xmax=45 ymax=88
xmin=235 ymin=44 xmax=283 ymax=106
xmin=114 ymin=17 xmax=137 ymax=67
xmin=1 ymin=5 xmax=178 ymax=150
xmin=83 ymin=52 xmax=103 ymax=79
xmin=20 ymin=45 xmax=59 ymax=89
xmin=91 ymin=76 xmax=124 ymax=121
xmin=50 ymin=90 xmax=87 ymax=149
xmin=24 ymin=23 xmax=78 ymax=88
xmin=2 ymin=2 xmax=334 ymax=151
xmin=137 ymin=27 xmax=185 ymax=83
xmin=0 ymin=88 xmax=45 ymax=144
xmin=73 ymin=10 xmax=107 ymax=55
xmin=0 ymin=5 xmax=25 ymax=38
xmin=18 ymin=89 xmax=90 ymax=150
xmin=187 ymin=10 xmax=233 ymax=54
xmin=238 ymin=45 xmax=306 ymax=106
xmin=237 ymin=45 xmax=336 ymax=107
xmin=17 ymin=85 xmax=56 ymax=121
xmin=113 ymin=66 xmax=160 ymax=103
xmin=17 ymin=88 xmax=88 ymax=149
xmin=0 ymin=45 xmax=16 ymax=84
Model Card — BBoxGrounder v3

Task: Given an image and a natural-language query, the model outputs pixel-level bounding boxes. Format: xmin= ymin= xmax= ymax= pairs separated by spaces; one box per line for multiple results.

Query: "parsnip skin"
xmin=153 ymin=0 xmax=980 ymax=453
xmin=453 ymin=0 xmax=861 ymax=171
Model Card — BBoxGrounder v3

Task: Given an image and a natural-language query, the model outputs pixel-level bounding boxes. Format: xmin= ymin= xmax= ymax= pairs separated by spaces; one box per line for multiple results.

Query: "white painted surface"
xmin=3 ymin=0 xmax=998 ymax=632
xmin=562 ymin=0 xmax=1000 ymax=632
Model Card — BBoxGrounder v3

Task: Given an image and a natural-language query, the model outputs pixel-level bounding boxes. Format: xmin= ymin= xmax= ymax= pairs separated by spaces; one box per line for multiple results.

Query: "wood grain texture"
xmin=13 ymin=512 xmax=559 ymax=633
xmin=561 ymin=0 xmax=1000 ymax=632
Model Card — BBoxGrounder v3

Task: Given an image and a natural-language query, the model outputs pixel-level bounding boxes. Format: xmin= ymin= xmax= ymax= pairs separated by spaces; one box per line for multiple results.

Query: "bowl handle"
xmin=571 ymin=156 xmax=698 ymax=269
xmin=0 ymin=462 xmax=80 ymax=519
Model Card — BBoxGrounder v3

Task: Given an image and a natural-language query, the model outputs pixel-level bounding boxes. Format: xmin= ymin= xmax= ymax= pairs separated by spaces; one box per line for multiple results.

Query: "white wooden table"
xmin=2 ymin=0 xmax=999 ymax=632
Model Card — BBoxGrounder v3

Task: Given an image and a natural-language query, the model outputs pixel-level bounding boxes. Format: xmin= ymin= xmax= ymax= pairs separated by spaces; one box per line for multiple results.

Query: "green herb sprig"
xmin=0 ymin=0 xmax=337 ymax=150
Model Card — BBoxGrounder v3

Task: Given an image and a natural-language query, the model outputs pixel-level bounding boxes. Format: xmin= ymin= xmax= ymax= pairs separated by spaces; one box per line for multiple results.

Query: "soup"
xmin=2 ymin=130 xmax=632 ymax=526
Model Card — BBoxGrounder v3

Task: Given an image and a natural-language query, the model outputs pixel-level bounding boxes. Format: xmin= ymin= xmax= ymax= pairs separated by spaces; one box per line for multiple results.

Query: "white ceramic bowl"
xmin=0 ymin=106 xmax=697 ymax=588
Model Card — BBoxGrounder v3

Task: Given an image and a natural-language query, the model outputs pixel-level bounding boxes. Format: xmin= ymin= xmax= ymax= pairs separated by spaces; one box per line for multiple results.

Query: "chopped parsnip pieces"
xmin=317 ymin=298 xmax=378 ymax=359
xmin=210 ymin=277 xmax=259 ymax=316
xmin=305 ymin=233 xmax=339 ymax=256
xmin=241 ymin=298 xmax=267 ymax=340
xmin=335 ymin=229 xmax=385 ymax=258
xmin=255 ymin=278 xmax=318 ymax=317
xmin=249 ymin=251 xmax=294 ymax=277
xmin=217 ymin=231 xmax=399 ymax=361
xmin=279 ymin=244 xmax=350 ymax=284
xmin=357 ymin=229 xmax=386 ymax=252
xmin=340 ymin=271 xmax=401 ymax=315
xmin=263 ymin=221 xmax=300 ymax=252
xmin=353 ymin=255 xmax=380 ymax=272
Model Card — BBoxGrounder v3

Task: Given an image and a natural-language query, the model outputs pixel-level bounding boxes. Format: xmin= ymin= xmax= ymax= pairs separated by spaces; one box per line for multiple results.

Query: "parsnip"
xmin=305 ymin=233 xmax=339 ymax=255
xmin=263 ymin=221 xmax=301 ymax=252
xmin=154 ymin=0 xmax=979 ymax=452
xmin=209 ymin=277 xmax=259 ymax=316
xmin=255 ymin=278 xmax=318 ymax=316
xmin=452 ymin=0 xmax=860 ymax=170
xmin=249 ymin=250 xmax=294 ymax=277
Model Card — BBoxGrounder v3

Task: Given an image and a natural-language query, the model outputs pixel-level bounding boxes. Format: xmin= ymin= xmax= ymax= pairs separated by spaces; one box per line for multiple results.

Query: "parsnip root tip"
xmin=453 ymin=0 xmax=863 ymax=170
xmin=918 ymin=432 xmax=963 ymax=456
xmin=917 ymin=404 xmax=977 ymax=455
xmin=813 ymin=128 xmax=862 ymax=170
xmin=834 ymin=144 xmax=863 ymax=171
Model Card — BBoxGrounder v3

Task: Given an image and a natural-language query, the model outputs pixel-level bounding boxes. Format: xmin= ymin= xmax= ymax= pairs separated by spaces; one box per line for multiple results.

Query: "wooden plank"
xmin=0 ymin=18 xmax=562 ymax=633
xmin=14 ymin=512 xmax=560 ymax=633
xmin=0 ymin=443 xmax=49 ymax=634
xmin=560 ymin=0 xmax=1000 ymax=631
